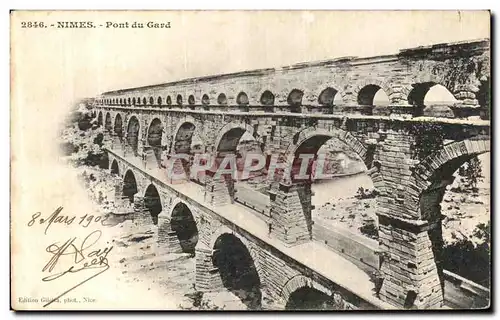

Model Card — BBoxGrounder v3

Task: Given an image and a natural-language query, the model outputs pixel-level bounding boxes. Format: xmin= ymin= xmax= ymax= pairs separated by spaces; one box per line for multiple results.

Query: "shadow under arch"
xmin=111 ymin=159 xmax=119 ymax=175
xmin=284 ymin=127 xmax=372 ymax=184
xmin=97 ymin=111 xmax=103 ymax=126
xmin=123 ymin=170 xmax=138 ymax=203
xmin=285 ymin=287 xmax=336 ymax=310
xmin=104 ymin=113 xmax=112 ymax=132
xmin=212 ymin=233 xmax=262 ymax=309
xmin=412 ymin=139 xmax=490 ymax=296
xmin=147 ymin=118 xmax=163 ymax=167
xmin=114 ymin=113 xmax=123 ymax=139
xmin=144 ymin=184 xmax=162 ymax=224
xmin=126 ymin=116 xmax=140 ymax=156
xmin=170 ymin=202 xmax=198 ymax=254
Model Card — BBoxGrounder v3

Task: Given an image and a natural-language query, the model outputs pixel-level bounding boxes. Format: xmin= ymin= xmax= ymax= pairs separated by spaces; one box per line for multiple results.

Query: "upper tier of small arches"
xmin=95 ymin=83 xmax=471 ymax=113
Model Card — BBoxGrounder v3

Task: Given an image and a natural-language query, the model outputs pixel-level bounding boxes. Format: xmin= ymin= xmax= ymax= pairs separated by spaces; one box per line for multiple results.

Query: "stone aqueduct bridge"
xmin=93 ymin=39 xmax=490 ymax=310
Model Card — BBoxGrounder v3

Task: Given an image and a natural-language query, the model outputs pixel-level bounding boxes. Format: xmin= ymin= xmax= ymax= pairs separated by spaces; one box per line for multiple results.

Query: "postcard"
xmin=10 ymin=10 xmax=491 ymax=310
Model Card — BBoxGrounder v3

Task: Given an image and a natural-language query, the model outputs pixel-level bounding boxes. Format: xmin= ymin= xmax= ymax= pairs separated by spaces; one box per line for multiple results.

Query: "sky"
xmin=12 ymin=11 xmax=490 ymax=99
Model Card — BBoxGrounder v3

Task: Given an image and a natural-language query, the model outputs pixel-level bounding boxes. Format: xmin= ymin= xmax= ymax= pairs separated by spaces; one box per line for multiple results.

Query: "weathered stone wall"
xmin=96 ymin=38 xmax=491 ymax=310
xmin=98 ymin=39 xmax=489 ymax=116
xmin=107 ymin=151 xmax=383 ymax=309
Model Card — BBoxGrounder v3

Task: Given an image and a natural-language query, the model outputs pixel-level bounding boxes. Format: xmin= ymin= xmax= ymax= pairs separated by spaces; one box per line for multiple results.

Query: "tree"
xmin=459 ymin=157 xmax=483 ymax=192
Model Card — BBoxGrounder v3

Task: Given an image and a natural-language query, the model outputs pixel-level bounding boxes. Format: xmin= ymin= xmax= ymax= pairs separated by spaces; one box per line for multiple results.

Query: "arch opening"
xmin=97 ymin=112 xmax=103 ymax=127
xmin=419 ymin=149 xmax=490 ymax=291
xmin=408 ymin=83 xmax=457 ymax=116
xmin=173 ymin=122 xmax=196 ymax=154
xmin=111 ymin=160 xmax=119 ymax=175
xmin=176 ymin=94 xmax=183 ymax=106
xmin=215 ymin=127 xmax=261 ymax=182
xmin=357 ymin=85 xmax=389 ymax=107
xmin=217 ymin=127 xmax=248 ymax=153
xmin=217 ymin=93 xmax=227 ymax=105
xmin=290 ymin=134 xmax=369 ymax=183
xmin=144 ymin=184 xmax=162 ymax=224
xmin=114 ymin=114 xmax=123 ymax=138
xmin=318 ymin=87 xmax=339 ymax=106
xmin=288 ymin=89 xmax=304 ymax=113
xmin=157 ymin=96 xmax=163 ymax=106
xmin=285 ymin=287 xmax=336 ymax=310
xmin=212 ymin=233 xmax=262 ymax=309
xmin=166 ymin=96 xmax=172 ymax=105
xmin=188 ymin=95 xmax=195 ymax=105
xmin=170 ymin=202 xmax=198 ymax=254
xmin=286 ymin=134 xmax=374 ymax=238
xmin=132 ymin=97 xmax=136 ymax=105
xmin=126 ymin=116 xmax=140 ymax=156
xmin=143 ymin=97 xmax=147 ymax=105
xmin=201 ymin=94 xmax=210 ymax=106
xmin=123 ymin=170 xmax=138 ymax=203
xmin=104 ymin=113 xmax=112 ymax=132
xmin=409 ymin=83 xmax=457 ymax=106
xmin=128 ymin=97 xmax=131 ymax=105
xmin=236 ymin=92 xmax=249 ymax=106
xmin=260 ymin=90 xmax=275 ymax=106
xmin=147 ymin=118 xmax=163 ymax=165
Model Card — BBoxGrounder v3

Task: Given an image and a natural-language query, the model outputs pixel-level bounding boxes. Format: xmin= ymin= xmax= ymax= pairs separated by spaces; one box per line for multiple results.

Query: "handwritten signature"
xmin=41 ymin=230 xmax=113 ymax=307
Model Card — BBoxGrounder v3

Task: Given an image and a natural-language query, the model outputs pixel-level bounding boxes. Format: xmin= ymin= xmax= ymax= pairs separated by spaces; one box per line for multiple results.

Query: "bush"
xmin=458 ymin=157 xmax=483 ymax=193
xmin=355 ymin=187 xmax=379 ymax=200
xmin=359 ymin=221 xmax=378 ymax=240
xmin=442 ymin=221 xmax=491 ymax=288
xmin=60 ymin=142 xmax=79 ymax=156
xmin=93 ymin=133 xmax=104 ymax=146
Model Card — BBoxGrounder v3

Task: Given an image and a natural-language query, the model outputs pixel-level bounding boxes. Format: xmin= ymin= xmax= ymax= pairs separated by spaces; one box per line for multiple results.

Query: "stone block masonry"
xmin=269 ymin=182 xmax=313 ymax=246
xmin=97 ymin=39 xmax=490 ymax=309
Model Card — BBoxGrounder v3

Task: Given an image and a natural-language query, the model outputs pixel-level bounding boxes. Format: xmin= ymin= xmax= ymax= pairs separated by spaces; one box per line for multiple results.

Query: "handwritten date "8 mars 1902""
xmin=27 ymin=206 xmax=109 ymax=235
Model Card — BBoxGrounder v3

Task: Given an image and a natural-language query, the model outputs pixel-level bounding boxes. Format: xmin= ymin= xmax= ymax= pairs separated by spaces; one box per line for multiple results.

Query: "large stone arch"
xmin=209 ymin=229 xmax=263 ymax=309
xmin=122 ymin=169 xmax=138 ymax=203
xmin=126 ymin=116 xmax=141 ymax=156
xmin=283 ymin=126 xmax=372 ymax=184
xmin=142 ymin=183 xmax=163 ymax=224
xmin=281 ymin=275 xmax=353 ymax=310
xmin=413 ymin=138 xmax=490 ymax=193
xmin=104 ymin=112 xmax=112 ymax=132
xmin=213 ymin=122 xmax=256 ymax=153
xmin=207 ymin=225 xmax=262 ymax=274
xmin=157 ymin=198 xmax=199 ymax=254
xmin=113 ymin=113 xmax=124 ymax=138
xmin=208 ymin=225 xmax=234 ymax=249
xmin=97 ymin=111 xmax=103 ymax=126
xmin=125 ymin=113 xmax=141 ymax=133
xmin=110 ymin=159 xmax=120 ymax=175
xmin=171 ymin=116 xmax=200 ymax=154
xmin=280 ymin=275 xmax=332 ymax=306
xmin=146 ymin=117 xmax=164 ymax=164
xmin=377 ymin=137 xmax=490 ymax=309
